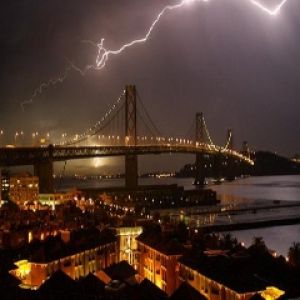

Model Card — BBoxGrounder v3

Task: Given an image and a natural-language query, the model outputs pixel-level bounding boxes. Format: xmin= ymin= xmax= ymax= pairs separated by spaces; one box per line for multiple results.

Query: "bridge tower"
xmin=225 ymin=129 xmax=235 ymax=180
xmin=194 ymin=112 xmax=206 ymax=186
xmin=125 ymin=85 xmax=138 ymax=189
xmin=240 ymin=141 xmax=252 ymax=176
xmin=34 ymin=145 xmax=54 ymax=193
xmin=241 ymin=141 xmax=250 ymax=158
xmin=227 ymin=128 xmax=234 ymax=150
xmin=196 ymin=112 xmax=205 ymax=144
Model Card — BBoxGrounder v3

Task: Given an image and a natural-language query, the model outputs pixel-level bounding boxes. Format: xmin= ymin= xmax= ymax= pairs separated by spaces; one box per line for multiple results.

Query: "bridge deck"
xmin=0 ymin=145 xmax=254 ymax=166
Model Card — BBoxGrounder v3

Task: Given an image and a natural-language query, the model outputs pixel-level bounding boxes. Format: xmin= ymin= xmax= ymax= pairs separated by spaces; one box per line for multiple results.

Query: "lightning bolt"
xmin=251 ymin=0 xmax=289 ymax=15
xmin=21 ymin=65 xmax=73 ymax=111
xmin=22 ymin=0 xmax=290 ymax=109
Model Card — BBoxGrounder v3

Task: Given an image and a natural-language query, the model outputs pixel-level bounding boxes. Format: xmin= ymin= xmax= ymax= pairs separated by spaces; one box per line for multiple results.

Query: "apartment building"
xmin=136 ymin=232 xmax=184 ymax=295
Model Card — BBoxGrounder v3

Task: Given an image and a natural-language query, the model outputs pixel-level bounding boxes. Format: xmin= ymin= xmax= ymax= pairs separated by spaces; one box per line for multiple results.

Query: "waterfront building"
xmin=39 ymin=192 xmax=73 ymax=210
xmin=9 ymin=173 xmax=39 ymax=207
xmin=0 ymin=169 xmax=10 ymax=203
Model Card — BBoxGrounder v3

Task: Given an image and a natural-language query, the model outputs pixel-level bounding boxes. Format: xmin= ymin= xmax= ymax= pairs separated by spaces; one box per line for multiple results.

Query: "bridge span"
xmin=0 ymin=144 xmax=253 ymax=193
xmin=0 ymin=85 xmax=253 ymax=193
xmin=0 ymin=144 xmax=253 ymax=166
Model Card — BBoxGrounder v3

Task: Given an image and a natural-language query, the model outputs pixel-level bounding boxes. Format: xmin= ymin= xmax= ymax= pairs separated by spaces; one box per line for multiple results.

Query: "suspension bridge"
xmin=0 ymin=85 xmax=253 ymax=193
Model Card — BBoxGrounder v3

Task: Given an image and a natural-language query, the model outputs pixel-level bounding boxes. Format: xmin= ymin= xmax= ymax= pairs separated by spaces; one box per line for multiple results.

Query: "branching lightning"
xmin=22 ymin=0 xmax=290 ymax=110
xmin=251 ymin=0 xmax=289 ymax=16
xmin=21 ymin=66 xmax=73 ymax=111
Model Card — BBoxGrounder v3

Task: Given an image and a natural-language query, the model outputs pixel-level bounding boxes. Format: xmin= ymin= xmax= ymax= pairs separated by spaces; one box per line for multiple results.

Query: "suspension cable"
xmin=202 ymin=117 xmax=215 ymax=145
xmin=62 ymin=90 xmax=125 ymax=145
xmin=223 ymin=131 xmax=232 ymax=151
xmin=136 ymin=109 xmax=159 ymax=138
xmin=136 ymin=91 xmax=162 ymax=137
xmin=184 ymin=118 xmax=196 ymax=141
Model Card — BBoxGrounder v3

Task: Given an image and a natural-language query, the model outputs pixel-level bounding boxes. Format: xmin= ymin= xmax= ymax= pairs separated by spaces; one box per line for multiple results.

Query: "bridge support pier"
xmin=194 ymin=112 xmax=206 ymax=186
xmin=34 ymin=160 xmax=54 ymax=193
xmin=194 ymin=154 xmax=206 ymax=186
xmin=224 ymin=129 xmax=235 ymax=180
xmin=124 ymin=85 xmax=138 ymax=189
xmin=213 ymin=151 xmax=223 ymax=180
xmin=125 ymin=154 xmax=138 ymax=189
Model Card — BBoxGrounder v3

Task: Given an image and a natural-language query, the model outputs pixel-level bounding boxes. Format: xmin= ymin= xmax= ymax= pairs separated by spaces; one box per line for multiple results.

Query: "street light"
xmin=32 ymin=132 xmax=39 ymax=146
xmin=14 ymin=132 xmax=19 ymax=145
xmin=0 ymin=130 xmax=3 ymax=146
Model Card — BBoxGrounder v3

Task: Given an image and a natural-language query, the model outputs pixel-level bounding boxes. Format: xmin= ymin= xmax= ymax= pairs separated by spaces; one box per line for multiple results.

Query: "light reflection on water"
xmin=210 ymin=175 xmax=300 ymax=202
xmin=208 ymin=175 xmax=300 ymax=256
xmin=229 ymin=225 xmax=300 ymax=256
xmin=58 ymin=175 xmax=300 ymax=255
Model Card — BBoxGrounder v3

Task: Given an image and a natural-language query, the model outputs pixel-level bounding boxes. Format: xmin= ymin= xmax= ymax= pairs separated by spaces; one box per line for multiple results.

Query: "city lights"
xmin=0 ymin=0 xmax=299 ymax=298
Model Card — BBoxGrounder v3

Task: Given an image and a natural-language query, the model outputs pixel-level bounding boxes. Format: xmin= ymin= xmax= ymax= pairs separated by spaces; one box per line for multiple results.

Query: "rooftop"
xmin=103 ymin=260 xmax=137 ymax=282
xmin=179 ymin=250 xmax=268 ymax=294
xmin=137 ymin=231 xmax=185 ymax=256
xmin=170 ymin=282 xmax=207 ymax=300
xmin=29 ymin=227 xmax=116 ymax=263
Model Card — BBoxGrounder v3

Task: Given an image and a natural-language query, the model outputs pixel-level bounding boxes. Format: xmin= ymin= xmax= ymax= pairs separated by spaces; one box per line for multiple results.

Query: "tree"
xmin=175 ymin=222 xmax=188 ymax=243
xmin=249 ymin=236 xmax=268 ymax=254
xmin=288 ymin=242 xmax=300 ymax=268
xmin=253 ymin=236 xmax=266 ymax=247
xmin=221 ymin=233 xmax=238 ymax=250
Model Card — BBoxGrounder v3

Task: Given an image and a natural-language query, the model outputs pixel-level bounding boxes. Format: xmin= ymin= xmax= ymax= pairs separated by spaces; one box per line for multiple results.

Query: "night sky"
xmin=0 ymin=0 xmax=299 ymax=173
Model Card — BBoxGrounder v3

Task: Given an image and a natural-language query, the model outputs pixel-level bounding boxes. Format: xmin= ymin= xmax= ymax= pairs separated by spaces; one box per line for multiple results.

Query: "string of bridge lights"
xmin=61 ymin=90 xmax=126 ymax=145
xmin=22 ymin=0 xmax=290 ymax=109
xmin=59 ymin=89 xmax=234 ymax=158
xmin=60 ymin=109 xmax=254 ymax=163
xmin=202 ymin=117 xmax=215 ymax=146
xmin=60 ymin=133 xmax=254 ymax=164
xmin=223 ymin=130 xmax=232 ymax=151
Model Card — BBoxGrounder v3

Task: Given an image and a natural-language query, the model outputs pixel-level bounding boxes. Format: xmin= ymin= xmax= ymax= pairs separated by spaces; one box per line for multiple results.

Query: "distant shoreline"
xmin=202 ymin=217 xmax=300 ymax=234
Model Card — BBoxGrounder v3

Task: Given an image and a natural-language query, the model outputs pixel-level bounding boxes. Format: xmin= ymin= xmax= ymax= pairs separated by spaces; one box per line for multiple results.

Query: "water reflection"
xmin=229 ymin=225 xmax=300 ymax=256
xmin=57 ymin=175 xmax=300 ymax=255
